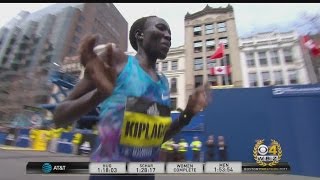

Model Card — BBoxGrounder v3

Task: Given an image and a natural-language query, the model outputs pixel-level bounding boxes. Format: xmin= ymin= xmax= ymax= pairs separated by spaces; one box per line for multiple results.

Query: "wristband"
xmin=179 ymin=110 xmax=194 ymax=126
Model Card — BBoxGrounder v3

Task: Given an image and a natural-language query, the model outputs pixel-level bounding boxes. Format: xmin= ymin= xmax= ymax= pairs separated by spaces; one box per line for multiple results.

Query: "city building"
xmin=239 ymin=31 xmax=310 ymax=88
xmin=157 ymin=45 xmax=186 ymax=110
xmin=0 ymin=3 xmax=128 ymax=71
xmin=0 ymin=3 xmax=128 ymax=121
xmin=184 ymin=4 xmax=242 ymax=100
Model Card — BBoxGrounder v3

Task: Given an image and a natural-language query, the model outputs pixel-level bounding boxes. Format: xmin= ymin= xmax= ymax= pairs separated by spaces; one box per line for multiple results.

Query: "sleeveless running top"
xmin=91 ymin=55 xmax=172 ymax=162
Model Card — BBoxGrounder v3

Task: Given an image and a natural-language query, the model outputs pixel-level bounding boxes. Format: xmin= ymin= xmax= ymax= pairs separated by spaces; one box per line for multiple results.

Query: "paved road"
xmin=0 ymin=149 xmax=319 ymax=180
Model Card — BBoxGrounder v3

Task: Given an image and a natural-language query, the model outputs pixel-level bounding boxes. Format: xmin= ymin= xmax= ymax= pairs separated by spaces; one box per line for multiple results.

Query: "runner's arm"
xmin=53 ymin=75 xmax=105 ymax=127
xmin=164 ymin=82 xmax=210 ymax=142
xmin=53 ymin=42 xmax=127 ymax=127
xmin=163 ymin=109 xmax=195 ymax=142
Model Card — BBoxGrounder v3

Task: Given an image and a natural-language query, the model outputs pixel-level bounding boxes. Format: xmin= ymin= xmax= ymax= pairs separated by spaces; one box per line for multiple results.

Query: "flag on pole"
xmin=210 ymin=43 xmax=225 ymax=60
xmin=210 ymin=65 xmax=231 ymax=75
xmin=301 ymin=35 xmax=320 ymax=57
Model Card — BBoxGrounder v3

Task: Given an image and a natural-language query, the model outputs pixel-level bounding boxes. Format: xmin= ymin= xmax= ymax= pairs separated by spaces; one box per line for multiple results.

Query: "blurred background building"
xmin=0 ymin=3 xmax=128 ymax=70
xmin=157 ymin=45 xmax=186 ymax=110
xmin=239 ymin=31 xmax=310 ymax=87
xmin=0 ymin=3 xmax=128 ymax=123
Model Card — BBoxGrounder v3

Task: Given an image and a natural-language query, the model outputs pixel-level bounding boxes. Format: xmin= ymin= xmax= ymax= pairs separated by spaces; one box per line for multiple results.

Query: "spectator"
xmin=166 ymin=138 xmax=175 ymax=162
xmin=206 ymin=135 xmax=215 ymax=161
xmin=190 ymin=136 xmax=202 ymax=161
xmin=178 ymin=138 xmax=188 ymax=161
xmin=218 ymin=136 xmax=227 ymax=161
xmin=160 ymin=140 xmax=168 ymax=161
xmin=48 ymin=127 xmax=64 ymax=153
xmin=72 ymin=132 xmax=83 ymax=155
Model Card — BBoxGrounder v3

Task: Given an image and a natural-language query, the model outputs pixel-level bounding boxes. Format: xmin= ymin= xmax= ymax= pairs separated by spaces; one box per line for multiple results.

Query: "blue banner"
xmin=16 ymin=129 xmax=30 ymax=147
xmin=171 ymin=112 xmax=204 ymax=132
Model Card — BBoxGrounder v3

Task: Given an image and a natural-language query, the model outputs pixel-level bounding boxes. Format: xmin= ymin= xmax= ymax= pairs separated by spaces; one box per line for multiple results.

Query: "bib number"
xmin=119 ymin=97 xmax=171 ymax=161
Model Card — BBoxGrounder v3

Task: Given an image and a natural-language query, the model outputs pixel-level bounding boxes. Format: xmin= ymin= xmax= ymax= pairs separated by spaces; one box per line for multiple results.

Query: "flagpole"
xmin=223 ymin=51 xmax=228 ymax=85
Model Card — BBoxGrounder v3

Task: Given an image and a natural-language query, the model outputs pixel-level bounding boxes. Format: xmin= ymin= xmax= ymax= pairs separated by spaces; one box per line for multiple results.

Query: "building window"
xmin=273 ymin=71 xmax=283 ymax=85
xmin=222 ymin=75 xmax=232 ymax=85
xmin=248 ymin=73 xmax=258 ymax=87
xmin=246 ymin=52 xmax=255 ymax=67
xmin=76 ymin=25 xmax=82 ymax=33
xmin=194 ymin=57 xmax=203 ymax=70
xmin=207 ymin=56 xmax=216 ymax=69
xmin=92 ymin=27 xmax=97 ymax=33
xmin=193 ymin=26 xmax=202 ymax=36
xmin=69 ymin=47 xmax=76 ymax=55
xmin=258 ymin=51 xmax=267 ymax=66
xmin=220 ymin=54 xmax=230 ymax=66
xmin=261 ymin=71 xmax=271 ymax=86
xmin=219 ymin=37 xmax=228 ymax=49
xmin=5 ymin=47 xmax=11 ymax=55
xmin=208 ymin=74 xmax=218 ymax=86
xmin=73 ymin=36 xmax=80 ymax=44
xmin=171 ymin=78 xmax=177 ymax=93
xmin=217 ymin=22 xmax=227 ymax=33
xmin=1 ymin=57 xmax=8 ymax=65
xmin=283 ymin=48 xmax=293 ymax=63
xmin=79 ymin=15 xmax=85 ymax=22
xmin=206 ymin=39 xmax=215 ymax=51
xmin=170 ymin=98 xmax=177 ymax=110
xmin=228 ymin=74 xmax=232 ymax=85
xmin=30 ymin=48 xmax=36 ymax=56
xmin=193 ymin=41 xmax=202 ymax=53
xmin=288 ymin=69 xmax=298 ymax=84
xmin=195 ymin=75 xmax=203 ymax=88
xmin=162 ymin=62 xmax=168 ymax=71
xmin=171 ymin=60 xmax=178 ymax=71
xmin=9 ymin=38 xmax=15 ymax=45
xmin=205 ymin=24 xmax=214 ymax=34
xmin=270 ymin=50 xmax=279 ymax=65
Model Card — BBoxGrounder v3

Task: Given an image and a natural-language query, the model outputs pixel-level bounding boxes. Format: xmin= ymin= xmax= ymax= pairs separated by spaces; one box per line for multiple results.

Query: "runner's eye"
xmin=156 ymin=24 xmax=166 ymax=31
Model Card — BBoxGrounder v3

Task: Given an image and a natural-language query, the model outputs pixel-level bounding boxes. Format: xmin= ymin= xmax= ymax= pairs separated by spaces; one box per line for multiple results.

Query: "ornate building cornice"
xmin=185 ymin=4 xmax=233 ymax=20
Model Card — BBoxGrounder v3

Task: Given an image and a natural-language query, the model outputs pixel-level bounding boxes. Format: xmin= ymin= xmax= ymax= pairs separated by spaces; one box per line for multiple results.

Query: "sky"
xmin=0 ymin=3 xmax=319 ymax=52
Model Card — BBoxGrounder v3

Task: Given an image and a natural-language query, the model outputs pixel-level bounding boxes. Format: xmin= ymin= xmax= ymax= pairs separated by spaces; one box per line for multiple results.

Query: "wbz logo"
xmin=257 ymin=143 xmax=279 ymax=162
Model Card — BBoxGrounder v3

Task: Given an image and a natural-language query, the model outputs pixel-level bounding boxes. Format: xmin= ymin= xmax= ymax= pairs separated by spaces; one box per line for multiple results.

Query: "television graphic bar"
xmin=26 ymin=162 xmax=291 ymax=174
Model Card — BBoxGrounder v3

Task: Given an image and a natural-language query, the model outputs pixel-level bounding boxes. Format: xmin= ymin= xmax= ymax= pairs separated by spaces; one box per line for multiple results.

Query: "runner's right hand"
xmin=79 ymin=35 xmax=117 ymax=96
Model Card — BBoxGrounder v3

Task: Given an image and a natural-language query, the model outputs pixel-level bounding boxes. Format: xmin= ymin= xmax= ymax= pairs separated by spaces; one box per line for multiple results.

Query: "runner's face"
xmin=142 ymin=17 xmax=171 ymax=60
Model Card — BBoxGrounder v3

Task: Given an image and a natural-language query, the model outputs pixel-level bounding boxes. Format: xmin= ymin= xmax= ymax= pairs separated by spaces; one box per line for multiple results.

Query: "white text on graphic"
xmin=53 ymin=166 xmax=66 ymax=171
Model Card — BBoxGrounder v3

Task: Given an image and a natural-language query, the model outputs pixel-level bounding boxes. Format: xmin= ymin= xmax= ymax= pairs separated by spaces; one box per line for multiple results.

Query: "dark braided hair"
xmin=129 ymin=16 xmax=157 ymax=51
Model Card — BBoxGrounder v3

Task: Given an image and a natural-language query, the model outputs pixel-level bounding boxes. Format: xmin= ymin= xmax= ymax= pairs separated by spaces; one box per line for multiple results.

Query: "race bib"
xmin=119 ymin=97 xmax=172 ymax=161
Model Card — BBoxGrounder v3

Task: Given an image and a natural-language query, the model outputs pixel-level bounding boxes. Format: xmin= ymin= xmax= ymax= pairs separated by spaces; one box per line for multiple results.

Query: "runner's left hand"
xmin=185 ymin=82 xmax=212 ymax=115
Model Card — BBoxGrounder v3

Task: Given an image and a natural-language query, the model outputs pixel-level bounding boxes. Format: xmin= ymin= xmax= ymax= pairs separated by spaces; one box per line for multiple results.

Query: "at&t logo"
xmin=42 ymin=163 xmax=52 ymax=173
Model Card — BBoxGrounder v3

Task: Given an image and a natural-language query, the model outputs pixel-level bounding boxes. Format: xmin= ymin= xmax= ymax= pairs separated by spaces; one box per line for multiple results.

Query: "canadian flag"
xmin=301 ymin=35 xmax=320 ymax=57
xmin=210 ymin=65 xmax=231 ymax=75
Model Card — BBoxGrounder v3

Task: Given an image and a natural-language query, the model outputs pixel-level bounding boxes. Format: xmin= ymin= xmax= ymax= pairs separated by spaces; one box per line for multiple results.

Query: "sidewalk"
xmin=0 ymin=145 xmax=36 ymax=151
xmin=0 ymin=145 xmax=90 ymax=159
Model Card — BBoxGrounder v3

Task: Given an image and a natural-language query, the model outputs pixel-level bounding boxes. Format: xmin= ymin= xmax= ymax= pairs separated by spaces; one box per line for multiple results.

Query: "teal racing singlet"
xmin=91 ymin=55 xmax=172 ymax=162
